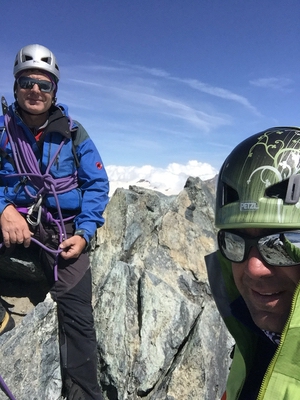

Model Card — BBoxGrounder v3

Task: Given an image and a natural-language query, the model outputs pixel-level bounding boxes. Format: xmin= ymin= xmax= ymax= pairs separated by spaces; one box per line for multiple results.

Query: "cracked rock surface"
xmin=0 ymin=177 xmax=233 ymax=400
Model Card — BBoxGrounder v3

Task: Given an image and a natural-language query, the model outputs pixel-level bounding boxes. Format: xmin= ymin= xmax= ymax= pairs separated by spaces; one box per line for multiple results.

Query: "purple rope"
xmin=4 ymin=114 xmax=78 ymax=202
xmin=15 ymin=205 xmax=76 ymax=281
xmin=0 ymin=375 xmax=16 ymax=400
xmin=3 ymin=113 xmax=79 ymax=280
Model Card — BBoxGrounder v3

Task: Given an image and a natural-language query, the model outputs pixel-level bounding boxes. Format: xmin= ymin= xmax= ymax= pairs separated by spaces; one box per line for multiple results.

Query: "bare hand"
xmin=59 ymin=235 xmax=87 ymax=260
xmin=0 ymin=205 xmax=32 ymax=248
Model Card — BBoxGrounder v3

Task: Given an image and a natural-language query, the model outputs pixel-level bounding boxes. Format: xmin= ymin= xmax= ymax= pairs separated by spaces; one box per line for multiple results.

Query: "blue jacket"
xmin=0 ymin=102 xmax=109 ymax=244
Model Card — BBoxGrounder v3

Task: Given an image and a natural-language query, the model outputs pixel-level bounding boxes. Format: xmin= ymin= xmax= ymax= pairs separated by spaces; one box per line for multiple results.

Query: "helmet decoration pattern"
xmin=216 ymin=127 xmax=300 ymax=229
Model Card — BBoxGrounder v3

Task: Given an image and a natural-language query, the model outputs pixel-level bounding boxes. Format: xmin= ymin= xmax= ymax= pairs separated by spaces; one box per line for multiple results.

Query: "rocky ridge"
xmin=0 ymin=176 xmax=233 ymax=400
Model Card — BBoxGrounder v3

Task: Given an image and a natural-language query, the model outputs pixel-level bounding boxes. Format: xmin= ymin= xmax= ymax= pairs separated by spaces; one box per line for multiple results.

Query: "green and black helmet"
xmin=216 ymin=127 xmax=300 ymax=229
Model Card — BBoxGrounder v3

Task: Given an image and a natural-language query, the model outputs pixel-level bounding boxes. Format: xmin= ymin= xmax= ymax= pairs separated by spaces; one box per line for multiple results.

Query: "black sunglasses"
xmin=218 ymin=229 xmax=300 ymax=266
xmin=17 ymin=76 xmax=55 ymax=93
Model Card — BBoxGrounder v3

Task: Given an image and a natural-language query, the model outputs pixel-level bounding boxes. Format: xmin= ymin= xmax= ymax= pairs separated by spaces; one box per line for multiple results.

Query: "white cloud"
xmin=120 ymin=62 xmax=259 ymax=114
xmin=250 ymin=77 xmax=293 ymax=91
xmin=66 ymin=60 xmax=258 ymax=126
xmin=68 ymin=75 xmax=231 ymax=133
xmin=106 ymin=160 xmax=218 ymax=196
xmin=171 ymin=77 xmax=260 ymax=114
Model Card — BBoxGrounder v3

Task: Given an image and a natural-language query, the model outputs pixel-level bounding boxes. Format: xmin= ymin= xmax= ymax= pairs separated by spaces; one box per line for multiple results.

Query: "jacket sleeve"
xmin=72 ymin=123 xmax=109 ymax=243
xmin=0 ymin=127 xmax=17 ymax=214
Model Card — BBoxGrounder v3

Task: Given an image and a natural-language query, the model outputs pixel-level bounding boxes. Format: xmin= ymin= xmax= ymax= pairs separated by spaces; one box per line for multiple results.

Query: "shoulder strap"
xmin=71 ymin=136 xmax=80 ymax=168
xmin=57 ymin=103 xmax=80 ymax=168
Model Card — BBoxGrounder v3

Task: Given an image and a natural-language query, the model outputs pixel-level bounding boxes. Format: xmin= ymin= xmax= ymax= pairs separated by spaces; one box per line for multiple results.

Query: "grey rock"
xmin=0 ymin=176 xmax=233 ymax=400
xmin=0 ymin=296 xmax=60 ymax=400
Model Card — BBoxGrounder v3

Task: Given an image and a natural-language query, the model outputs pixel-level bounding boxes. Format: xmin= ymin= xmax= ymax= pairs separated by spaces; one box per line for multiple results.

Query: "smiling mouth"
xmin=27 ymin=99 xmax=43 ymax=104
xmin=251 ymin=290 xmax=283 ymax=302
xmin=258 ymin=292 xmax=280 ymax=296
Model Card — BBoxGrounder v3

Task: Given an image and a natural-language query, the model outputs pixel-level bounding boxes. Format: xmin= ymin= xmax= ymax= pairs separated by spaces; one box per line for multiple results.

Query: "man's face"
xmin=15 ymin=70 xmax=54 ymax=115
xmin=232 ymin=228 xmax=300 ymax=333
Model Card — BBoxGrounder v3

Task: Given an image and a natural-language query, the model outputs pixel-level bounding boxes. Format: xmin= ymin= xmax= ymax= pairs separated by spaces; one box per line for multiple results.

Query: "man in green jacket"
xmin=206 ymin=126 xmax=300 ymax=399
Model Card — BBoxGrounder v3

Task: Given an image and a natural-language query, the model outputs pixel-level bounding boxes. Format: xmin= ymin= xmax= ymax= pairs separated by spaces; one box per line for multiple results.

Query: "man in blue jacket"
xmin=0 ymin=44 xmax=109 ymax=400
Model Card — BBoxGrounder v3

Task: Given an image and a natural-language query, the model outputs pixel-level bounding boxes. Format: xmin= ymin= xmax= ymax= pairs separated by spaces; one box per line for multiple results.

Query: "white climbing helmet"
xmin=13 ymin=44 xmax=60 ymax=82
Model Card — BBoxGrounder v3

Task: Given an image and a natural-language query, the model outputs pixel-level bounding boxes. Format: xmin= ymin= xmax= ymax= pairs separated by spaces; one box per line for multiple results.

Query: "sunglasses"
xmin=218 ymin=229 xmax=300 ymax=266
xmin=17 ymin=76 xmax=55 ymax=93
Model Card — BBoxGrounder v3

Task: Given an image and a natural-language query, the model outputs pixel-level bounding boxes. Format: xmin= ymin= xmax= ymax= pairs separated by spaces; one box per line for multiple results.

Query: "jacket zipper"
xmin=256 ymin=282 xmax=300 ymax=399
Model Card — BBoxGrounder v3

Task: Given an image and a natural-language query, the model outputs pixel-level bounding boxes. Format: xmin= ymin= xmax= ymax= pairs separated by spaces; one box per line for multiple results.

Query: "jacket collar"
xmin=12 ymin=102 xmax=71 ymax=140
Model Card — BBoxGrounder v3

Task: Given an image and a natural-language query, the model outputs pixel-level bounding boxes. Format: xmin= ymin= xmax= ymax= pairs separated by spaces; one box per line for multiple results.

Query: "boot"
xmin=63 ymin=377 xmax=87 ymax=400
xmin=0 ymin=303 xmax=14 ymax=335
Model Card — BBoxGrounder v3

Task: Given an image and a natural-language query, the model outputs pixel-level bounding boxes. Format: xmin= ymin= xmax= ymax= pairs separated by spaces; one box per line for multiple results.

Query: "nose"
xmin=31 ymin=83 xmax=40 ymax=92
xmin=244 ymin=246 xmax=274 ymax=278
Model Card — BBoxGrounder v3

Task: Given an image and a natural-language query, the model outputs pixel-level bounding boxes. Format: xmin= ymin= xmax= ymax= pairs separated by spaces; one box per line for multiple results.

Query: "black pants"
xmin=56 ymin=269 xmax=102 ymax=400
xmin=22 ymin=220 xmax=102 ymax=399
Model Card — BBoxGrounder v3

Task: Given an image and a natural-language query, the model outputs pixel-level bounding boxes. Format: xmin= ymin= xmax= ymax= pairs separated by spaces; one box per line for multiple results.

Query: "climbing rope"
xmin=3 ymin=112 xmax=79 ymax=279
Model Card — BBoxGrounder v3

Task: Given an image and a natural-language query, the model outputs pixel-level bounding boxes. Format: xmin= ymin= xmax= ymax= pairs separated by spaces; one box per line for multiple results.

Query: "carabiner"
xmin=26 ymin=196 xmax=43 ymax=226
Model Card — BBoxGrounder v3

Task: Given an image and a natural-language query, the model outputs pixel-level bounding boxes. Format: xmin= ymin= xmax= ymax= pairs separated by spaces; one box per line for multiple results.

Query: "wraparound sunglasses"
xmin=17 ymin=76 xmax=55 ymax=93
xmin=218 ymin=229 xmax=300 ymax=266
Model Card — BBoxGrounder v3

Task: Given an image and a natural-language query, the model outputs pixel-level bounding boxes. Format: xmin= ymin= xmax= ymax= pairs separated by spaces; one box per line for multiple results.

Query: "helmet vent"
xmin=41 ymin=56 xmax=51 ymax=65
xmin=13 ymin=44 xmax=60 ymax=81
xmin=222 ymin=183 xmax=239 ymax=206
xmin=265 ymin=179 xmax=288 ymax=200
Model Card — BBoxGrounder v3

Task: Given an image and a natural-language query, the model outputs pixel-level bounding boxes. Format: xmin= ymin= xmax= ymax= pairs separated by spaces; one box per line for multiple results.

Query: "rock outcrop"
xmin=0 ymin=177 xmax=233 ymax=400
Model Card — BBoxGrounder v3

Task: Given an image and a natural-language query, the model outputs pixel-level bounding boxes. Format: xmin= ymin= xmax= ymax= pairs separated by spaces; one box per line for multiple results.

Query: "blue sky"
xmin=1 ymin=1 xmax=300 ymax=192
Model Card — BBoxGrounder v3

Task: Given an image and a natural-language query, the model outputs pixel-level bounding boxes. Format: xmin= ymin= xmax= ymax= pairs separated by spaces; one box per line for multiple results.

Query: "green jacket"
xmin=205 ymin=251 xmax=300 ymax=399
